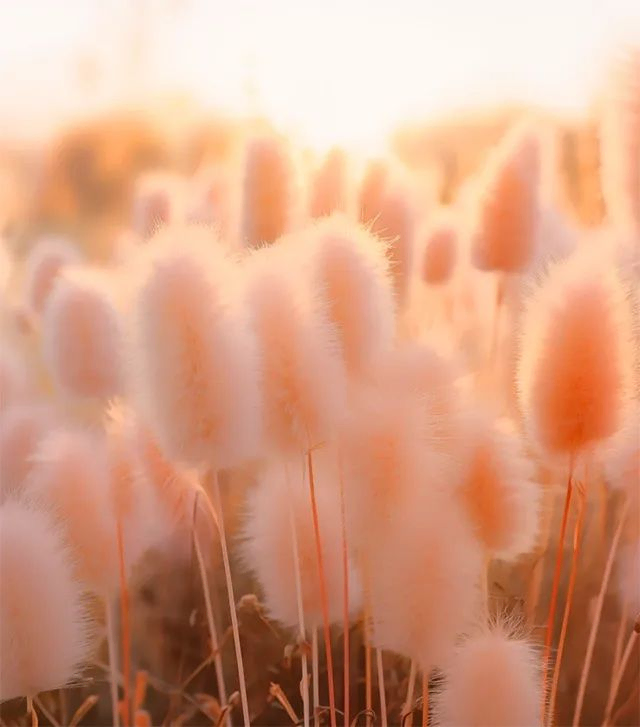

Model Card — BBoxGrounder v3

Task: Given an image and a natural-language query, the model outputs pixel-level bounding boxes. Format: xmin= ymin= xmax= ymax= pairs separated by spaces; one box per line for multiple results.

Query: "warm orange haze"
xmin=0 ymin=2 xmax=639 ymax=726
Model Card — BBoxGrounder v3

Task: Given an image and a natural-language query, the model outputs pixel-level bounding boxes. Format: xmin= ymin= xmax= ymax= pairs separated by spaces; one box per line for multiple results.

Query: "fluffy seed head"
xmin=518 ymin=246 xmax=634 ymax=455
xmin=530 ymin=204 xmax=578 ymax=276
xmin=42 ymin=269 xmax=124 ymax=399
xmin=240 ymin=464 xmax=361 ymax=629
xmin=133 ymin=172 xmax=187 ymax=239
xmin=23 ymin=236 xmax=80 ymax=314
xmin=241 ymin=134 xmax=297 ymax=248
xmin=133 ymin=421 xmax=198 ymax=527
xmin=367 ymin=343 xmax=462 ymax=453
xmin=104 ymin=405 xmax=167 ymax=566
xmin=367 ymin=485 xmax=481 ymax=669
xmin=457 ymin=416 xmax=540 ymax=560
xmin=358 ymin=158 xmax=389 ymax=225
xmin=186 ymin=166 xmax=233 ymax=237
xmin=125 ymin=413 xmax=218 ymax=555
xmin=470 ymin=123 xmax=541 ymax=273
xmin=131 ymin=226 xmax=261 ymax=468
xmin=309 ymin=215 xmax=396 ymax=375
xmin=246 ymin=246 xmax=346 ymax=454
xmin=421 ymin=215 xmax=458 ymax=285
xmin=370 ymin=183 xmax=416 ymax=307
xmin=436 ymin=625 xmax=541 ymax=727
xmin=0 ymin=500 xmax=92 ymax=700
xmin=309 ymin=147 xmax=349 ymax=218
xmin=341 ymin=390 xmax=433 ymax=551
xmin=25 ymin=429 xmax=118 ymax=593
xmin=106 ymin=421 xmax=137 ymax=524
xmin=0 ymin=403 xmax=56 ymax=500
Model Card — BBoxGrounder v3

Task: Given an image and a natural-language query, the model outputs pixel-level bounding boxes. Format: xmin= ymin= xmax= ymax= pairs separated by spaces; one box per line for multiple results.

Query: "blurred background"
xmin=1 ymin=0 xmax=639 ymax=260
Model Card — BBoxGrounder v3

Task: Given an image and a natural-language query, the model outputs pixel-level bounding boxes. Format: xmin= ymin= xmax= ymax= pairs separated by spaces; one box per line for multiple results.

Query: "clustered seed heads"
xmin=1 ymin=98 xmax=637 ymax=727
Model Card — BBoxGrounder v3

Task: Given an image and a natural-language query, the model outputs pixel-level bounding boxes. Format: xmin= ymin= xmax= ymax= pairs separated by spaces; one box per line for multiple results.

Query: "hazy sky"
xmin=1 ymin=0 xmax=639 ymax=148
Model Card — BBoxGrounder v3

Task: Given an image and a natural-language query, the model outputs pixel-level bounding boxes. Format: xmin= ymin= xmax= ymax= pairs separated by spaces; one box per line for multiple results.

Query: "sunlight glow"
xmin=0 ymin=0 xmax=639 ymax=147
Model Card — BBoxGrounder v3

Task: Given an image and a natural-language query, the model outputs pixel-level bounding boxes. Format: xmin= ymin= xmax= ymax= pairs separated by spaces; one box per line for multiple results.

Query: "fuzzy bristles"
xmin=131 ymin=226 xmax=261 ymax=468
xmin=0 ymin=403 xmax=56 ymax=500
xmin=518 ymin=246 xmax=634 ymax=455
xmin=128 ymin=413 xmax=218 ymax=557
xmin=104 ymin=405 xmax=166 ymax=567
xmin=340 ymin=390 xmax=433 ymax=552
xmin=367 ymin=343 xmax=462 ymax=452
xmin=132 ymin=172 xmax=187 ymax=239
xmin=42 ymin=269 xmax=124 ymax=399
xmin=187 ymin=166 xmax=233 ymax=237
xmin=25 ymin=429 xmax=119 ymax=594
xmin=246 ymin=246 xmax=346 ymax=454
xmin=241 ymin=465 xmax=360 ymax=629
xmin=436 ymin=625 xmax=542 ymax=726
xmin=366 ymin=485 xmax=481 ymax=670
xmin=0 ymin=500 xmax=92 ymax=700
xmin=470 ymin=123 xmax=541 ymax=273
xmin=370 ymin=183 xmax=416 ymax=307
xmin=133 ymin=420 xmax=199 ymax=528
xmin=309 ymin=215 xmax=396 ymax=376
xmin=457 ymin=416 xmax=540 ymax=560
xmin=358 ymin=158 xmax=389 ymax=226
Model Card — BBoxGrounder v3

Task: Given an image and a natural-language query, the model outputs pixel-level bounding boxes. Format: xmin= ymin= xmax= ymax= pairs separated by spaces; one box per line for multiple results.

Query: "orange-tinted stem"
xmin=376 ymin=648 xmax=387 ymax=727
xmin=116 ymin=522 xmax=131 ymax=726
xmin=59 ymin=689 xmax=68 ymax=726
xmin=211 ymin=471 xmax=250 ymax=725
xmin=541 ymin=465 xmax=574 ymax=719
xmin=133 ymin=671 xmax=148 ymax=715
xmin=27 ymin=696 xmax=38 ymax=727
xmin=610 ymin=599 xmax=629 ymax=702
xmin=338 ymin=453 xmax=350 ymax=727
xmin=573 ymin=498 xmax=629 ymax=726
xmin=527 ymin=491 xmax=553 ymax=628
xmin=362 ymin=569 xmax=373 ymax=724
xmin=402 ymin=660 xmax=417 ymax=727
xmin=133 ymin=710 xmax=151 ymax=727
xmin=603 ymin=623 xmax=639 ymax=726
xmin=548 ymin=486 xmax=586 ymax=726
xmin=306 ymin=449 xmax=337 ymax=727
xmin=365 ymin=631 xmax=372 ymax=724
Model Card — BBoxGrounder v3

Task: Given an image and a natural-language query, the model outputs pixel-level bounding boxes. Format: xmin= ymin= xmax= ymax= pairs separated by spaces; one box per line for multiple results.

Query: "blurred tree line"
xmin=1 ymin=104 xmax=605 ymax=259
